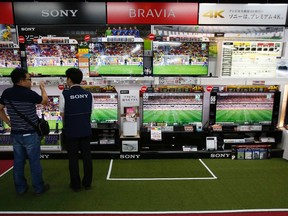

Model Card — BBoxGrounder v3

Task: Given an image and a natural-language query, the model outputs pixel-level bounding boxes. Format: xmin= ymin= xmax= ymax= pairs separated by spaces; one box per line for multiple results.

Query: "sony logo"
xmin=21 ymin=27 xmax=35 ymax=32
xmin=70 ymin=94 xmax=88 ymax=99
xmin=210 ymin=153 xmax=230 ymax=158
xmin=120 ymin=154 xmax=141 ymax=159
xmin=40 ymin=154 xmax=49 ymax=159
xmin=129 ymin=9 xmax=175 ymax=18
xmin=41 ymin=9 xmax=78 ymax=18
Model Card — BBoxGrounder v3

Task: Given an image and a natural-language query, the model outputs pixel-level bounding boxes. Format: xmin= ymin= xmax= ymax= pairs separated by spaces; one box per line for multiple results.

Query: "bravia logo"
xmin=129 ymin=9 xmax=176 ymax=18
xmin=41 ymin=9 xmax=78 ymax=18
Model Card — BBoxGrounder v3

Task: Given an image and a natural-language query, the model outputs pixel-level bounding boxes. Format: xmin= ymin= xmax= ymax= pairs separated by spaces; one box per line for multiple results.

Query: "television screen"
xmin=142 ymin=92 xmax=203 ymax=126
xmin=0 ymin=48 xmax=21 ymax=76
xmin=25 ymin=44 xmax=78 ymax=76
xmin=89 ymin=42 xmax=144 ymax=76
xmin=152 ymin=41 xmax=209 ymax=76
xmin=36 ymin=96 xmax=62 ymax=130
xmin=91 ymin=93 xmax=118 ymax=123
xmin=215 ymin=92 xmax=275 ymax=125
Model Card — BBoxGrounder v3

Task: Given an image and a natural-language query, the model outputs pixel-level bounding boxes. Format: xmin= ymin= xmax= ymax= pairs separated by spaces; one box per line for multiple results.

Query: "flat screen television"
xmin=91 ymin=93 xmax=118 ymax=123
xmin=89 ymin=42 xmax=144 ymax=76
xmin=25 ymin=44 xmax=78 ymax=76
xmin=215 ymin=92 xmax=279 ymax=126
xmin=36 ymin=96 xmax=62 ymax=130
xmin=152 ymin=41 xmax=209 ymax=76
xmin=0 ymin=48 xmax=21 ymax=76
xmin=142 ymin=92 xmax=203 ymax=126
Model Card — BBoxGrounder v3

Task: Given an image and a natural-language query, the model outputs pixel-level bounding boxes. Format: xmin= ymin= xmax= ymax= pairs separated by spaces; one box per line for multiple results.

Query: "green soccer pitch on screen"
xmin=25 ymin=44 xmax=78 ymax=76
xmin=215 ymin=92 xmax=277 ymax=125
xmin=0 ymin=48 xmax=21 ymax=76
xmin=142 ymin=92 xmax=203 ymax=126
xmin=89 ymin=42 xmax=144 ymax=76
xmin=152 ymin=41 xmax=209 ymax=76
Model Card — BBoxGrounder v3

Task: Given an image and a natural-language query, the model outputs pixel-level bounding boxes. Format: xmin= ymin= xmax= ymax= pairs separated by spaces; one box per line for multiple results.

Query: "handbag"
xmin=8 ymin=100 xmax=50 ymax=137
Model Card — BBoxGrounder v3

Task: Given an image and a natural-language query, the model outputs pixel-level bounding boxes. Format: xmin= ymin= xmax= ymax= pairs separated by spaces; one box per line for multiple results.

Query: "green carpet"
xmin=1 ymin=158 xmax=288 ymax=212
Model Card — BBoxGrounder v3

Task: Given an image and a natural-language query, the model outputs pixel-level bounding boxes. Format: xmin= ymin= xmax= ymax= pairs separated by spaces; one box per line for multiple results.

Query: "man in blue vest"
xmin=59 ymin=68 xmax=93 ymax=192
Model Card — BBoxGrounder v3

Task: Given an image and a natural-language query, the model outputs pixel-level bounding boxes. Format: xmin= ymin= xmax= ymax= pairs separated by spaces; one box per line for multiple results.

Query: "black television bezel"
xmin=25 ymin=43 xmax=79 ymax=77
xmin=88 ymin=41 xmax=144 ymax=77
xmin=209 ymin=91 xmax=281 ymax=130
xmin=142 ymin=92 xmax=204 ymax=127
xmin=152 ymin=41 xmax=210 ymax=77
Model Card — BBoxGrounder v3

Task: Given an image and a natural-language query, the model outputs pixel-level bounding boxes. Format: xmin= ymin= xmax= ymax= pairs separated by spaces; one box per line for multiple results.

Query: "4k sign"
xmin=202 ymin=10 xmax=224 ymax=18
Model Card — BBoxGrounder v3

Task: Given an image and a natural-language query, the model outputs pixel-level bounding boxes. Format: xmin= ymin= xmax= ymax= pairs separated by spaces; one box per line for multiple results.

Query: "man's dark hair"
xmin=66 ymin=68 xmax=83 ymax=84
xmin=10 ymin=68 xmax=28 ymax=84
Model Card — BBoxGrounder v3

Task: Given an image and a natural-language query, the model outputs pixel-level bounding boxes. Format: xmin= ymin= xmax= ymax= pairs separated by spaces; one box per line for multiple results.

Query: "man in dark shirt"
xmin=59 ymin=68 xmax=93 ymax=192
xmin=0 ymin=68 xmax=50 ymax=195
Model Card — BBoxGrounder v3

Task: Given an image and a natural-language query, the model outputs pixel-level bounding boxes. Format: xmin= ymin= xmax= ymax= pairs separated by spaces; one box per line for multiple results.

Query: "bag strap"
xmin=8 ymin=100 xmax=38 ymax=131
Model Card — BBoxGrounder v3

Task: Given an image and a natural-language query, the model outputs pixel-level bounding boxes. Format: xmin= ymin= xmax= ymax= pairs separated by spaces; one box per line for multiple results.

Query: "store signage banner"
xmin=13 ymin=2 xmax=106 ymax=25
xmin=199 ymin=4 xmax=288 ymax=25
xmin=107 ymin=2 xmax=198 ymax=24
xmin=0 ymin=2 xmax=14 ymax=24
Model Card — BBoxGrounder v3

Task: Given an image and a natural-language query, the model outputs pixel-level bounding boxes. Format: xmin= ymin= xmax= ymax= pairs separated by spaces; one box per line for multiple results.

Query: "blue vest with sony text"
xmin=62 ymin=86 xmax=92 ymax=137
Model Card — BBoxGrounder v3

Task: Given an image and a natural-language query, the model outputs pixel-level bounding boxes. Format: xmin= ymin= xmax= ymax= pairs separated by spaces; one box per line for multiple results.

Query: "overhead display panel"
xmin=13 ymin=2 xmax=106 ymax=25
xmin=199 ymin=4 xmax=288 ymax=25
xmin=107 ymin=2 xmax=198 ymax=25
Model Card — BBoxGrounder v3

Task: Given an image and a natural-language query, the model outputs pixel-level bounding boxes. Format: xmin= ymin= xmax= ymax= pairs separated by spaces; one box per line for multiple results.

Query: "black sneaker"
xmin=35 ymin=184 xmax=50 ymax=196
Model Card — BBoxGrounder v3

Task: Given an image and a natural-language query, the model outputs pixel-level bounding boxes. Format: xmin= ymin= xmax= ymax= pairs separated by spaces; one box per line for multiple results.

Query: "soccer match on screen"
xmin=143 ymin=93 xmax=203 ymax=125
xmin=91 ymin=94 xmax=118 ymax=123
xmin=25 ymin=44 xmax=78 ymax=76
xmin=0 ymin=49 xmax=21 ymax=76
xmin=153 ymin=41 xmax=209 ymax=76
xmin=215 ymin=93 xmax=274 ymax=125
xmin=89 ymin=42 xmax=144 ymax=76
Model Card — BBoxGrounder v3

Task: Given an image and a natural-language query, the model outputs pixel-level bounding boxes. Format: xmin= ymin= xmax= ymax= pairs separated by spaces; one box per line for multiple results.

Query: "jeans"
xmin=11 ymin=132 xmax=45 ymax=194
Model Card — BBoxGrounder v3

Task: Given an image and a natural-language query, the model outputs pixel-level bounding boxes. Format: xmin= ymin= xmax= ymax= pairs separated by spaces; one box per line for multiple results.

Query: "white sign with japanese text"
xmin=199 ymin=4 xmax=288 ymax=25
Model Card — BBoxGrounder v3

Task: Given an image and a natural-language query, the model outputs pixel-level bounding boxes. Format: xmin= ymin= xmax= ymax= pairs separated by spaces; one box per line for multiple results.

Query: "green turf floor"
xmin=1 ymin=158 xmax=288 ymax=212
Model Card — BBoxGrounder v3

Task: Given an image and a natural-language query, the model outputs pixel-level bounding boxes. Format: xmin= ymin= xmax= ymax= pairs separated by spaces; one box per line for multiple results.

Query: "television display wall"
xmin=25 ymin=44 xmax=78 ymax=76
xmin=0 ymin=48 xmax=21 ymax=76
xmin=152 ymin=41 xmax=209 ymax=76
xmin=215 ymin=92 xmax=279 ymax=126
xmin=142 ymin=92 xmax=203 ymax=126
xmin=89 ymin=42 xmax=144 ymax=76
xmin=91 ymin=93 xmax=118 ymax=123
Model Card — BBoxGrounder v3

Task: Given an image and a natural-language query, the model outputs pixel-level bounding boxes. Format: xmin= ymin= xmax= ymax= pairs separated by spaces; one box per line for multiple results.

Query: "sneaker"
xmin=35 ymin=184 xmax=50 ymax=196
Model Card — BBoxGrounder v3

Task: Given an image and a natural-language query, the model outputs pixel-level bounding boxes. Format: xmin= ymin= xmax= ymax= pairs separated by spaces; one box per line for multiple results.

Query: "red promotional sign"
xmin=206 ymin=86 xmax=213 ymax=92
xmin=18 ymin=36 xmax=25 ymax=44
xmin=107 ymin=2 xmax=198 ymax=25
xmin=0 ymin=2 xmax=14 ymax=24
xmin=84 ymin=35 xmax=90 ymax=42
xmin=148 ymin=34 xmax=155 ymax=40
xmin=58 ymin=84 xmax=65 ymax=91
xmin=141 ymin=86 xmax=147 ymax=92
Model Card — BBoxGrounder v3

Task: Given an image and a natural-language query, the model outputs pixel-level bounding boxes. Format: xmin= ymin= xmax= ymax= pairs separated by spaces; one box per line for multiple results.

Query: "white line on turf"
xmin=106 ymin=159 xmax=217 ymax=181
xmin=0 ymin=166 xmax=13 ymax=178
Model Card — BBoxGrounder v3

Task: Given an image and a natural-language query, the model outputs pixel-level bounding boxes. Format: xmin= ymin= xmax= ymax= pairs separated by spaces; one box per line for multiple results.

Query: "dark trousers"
xmin=65 ymin=136 xmax=93 ymax=189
